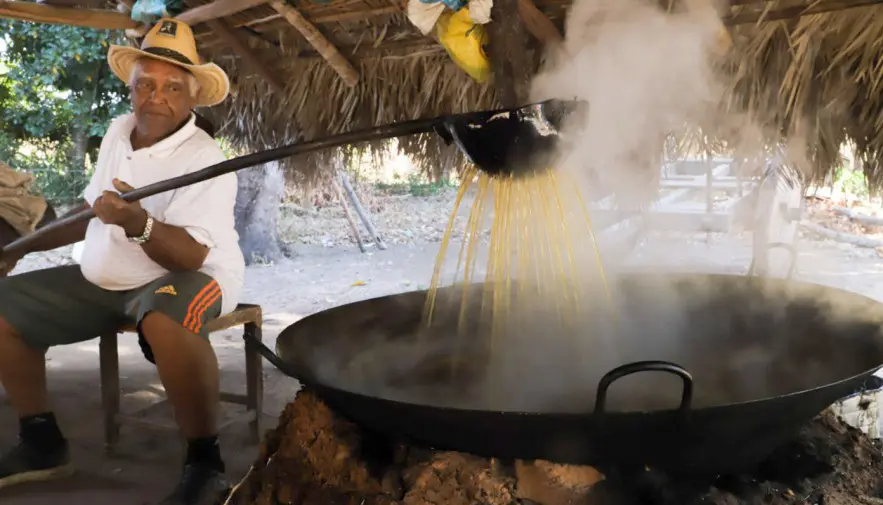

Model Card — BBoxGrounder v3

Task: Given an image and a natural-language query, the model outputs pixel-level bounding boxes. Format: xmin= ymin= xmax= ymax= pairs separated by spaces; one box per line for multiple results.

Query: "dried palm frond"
xmin=194 ymin=0 xmax=883 ymax=193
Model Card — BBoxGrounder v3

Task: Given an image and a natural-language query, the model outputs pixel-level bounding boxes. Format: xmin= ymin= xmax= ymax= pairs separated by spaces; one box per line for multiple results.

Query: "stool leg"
xmin=244 ymin=322 xmax=263 ymax=443
xmin=99 ymin=332 xmax=121 ymax=453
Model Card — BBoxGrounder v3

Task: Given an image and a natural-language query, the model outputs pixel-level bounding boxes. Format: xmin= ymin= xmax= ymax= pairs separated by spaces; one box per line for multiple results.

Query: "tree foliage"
xmin=0 ymin=21 xmax=130 ymax=203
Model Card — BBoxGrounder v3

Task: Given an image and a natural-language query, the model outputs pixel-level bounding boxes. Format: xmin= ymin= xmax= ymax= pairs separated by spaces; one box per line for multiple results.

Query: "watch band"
xmin=128 ymin=214 xmax=154 ymax=244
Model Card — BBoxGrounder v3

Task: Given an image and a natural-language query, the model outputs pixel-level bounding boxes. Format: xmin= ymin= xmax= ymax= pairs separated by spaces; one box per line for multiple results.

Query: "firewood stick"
xmin=332 ymin=177 xmax=367 ymax=253
xmin=832 ymin=206 xmax=883 ymax=227
xmin=338 ymin=170 xmax=387 ymax=251
xmin=799 ymin=220 xmax=883 ymax=249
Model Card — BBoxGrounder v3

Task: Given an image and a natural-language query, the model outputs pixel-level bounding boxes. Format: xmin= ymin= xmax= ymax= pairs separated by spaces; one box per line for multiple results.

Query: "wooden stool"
xmin=99 ymin=303 xmax=264 ymax=452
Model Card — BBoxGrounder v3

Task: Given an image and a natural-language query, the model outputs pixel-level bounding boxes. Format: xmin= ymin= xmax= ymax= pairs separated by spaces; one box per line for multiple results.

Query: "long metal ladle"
xmin=0 ymin=117 xmax=444 ymax=258
xmin=1 ymin=98 xmax=582 ymax=258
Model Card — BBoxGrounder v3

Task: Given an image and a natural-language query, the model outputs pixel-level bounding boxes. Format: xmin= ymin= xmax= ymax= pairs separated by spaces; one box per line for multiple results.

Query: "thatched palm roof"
xmin=3 ymin=0 xmax=883 ymax=186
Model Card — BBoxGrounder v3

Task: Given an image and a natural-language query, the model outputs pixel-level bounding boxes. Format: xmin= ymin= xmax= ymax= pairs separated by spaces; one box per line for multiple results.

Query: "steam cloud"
xmin=531 ymin=0 xmax=728 ymax=211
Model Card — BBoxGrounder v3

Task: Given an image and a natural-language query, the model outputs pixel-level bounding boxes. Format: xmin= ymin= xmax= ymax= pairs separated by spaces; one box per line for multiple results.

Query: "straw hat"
xmin=107 ymin=18 xmax=230 ymax=107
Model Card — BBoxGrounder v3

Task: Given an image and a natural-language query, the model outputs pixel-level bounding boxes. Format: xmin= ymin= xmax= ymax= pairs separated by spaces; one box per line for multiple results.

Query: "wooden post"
xmin=486 ymin=0 xmax=533 ymax=107
xmin=337 ymin=169 xmax=387 ymax=251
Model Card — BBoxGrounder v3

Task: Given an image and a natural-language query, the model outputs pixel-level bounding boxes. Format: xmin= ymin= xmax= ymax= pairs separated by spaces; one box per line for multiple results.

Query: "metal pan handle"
xmin=594 ymin=360 xmax=694 ymax=414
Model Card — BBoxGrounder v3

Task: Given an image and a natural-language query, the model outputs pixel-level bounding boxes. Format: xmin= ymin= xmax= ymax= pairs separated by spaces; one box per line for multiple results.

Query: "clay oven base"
xmin=227 ymin=390 xmax=883 ymax=505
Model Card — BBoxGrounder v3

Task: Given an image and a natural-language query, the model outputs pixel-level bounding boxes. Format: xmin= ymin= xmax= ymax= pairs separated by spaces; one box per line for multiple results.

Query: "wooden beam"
xmin=311 ymin=5 xmax=401 ymax=23
xmin=267 ymin=0 xmax=359 ymax=87
xmin=211 ymin=37 xmax=442 ymax=63
xmin=516 ymin=0 xmax=562 ymax=47
xmin=727 ymin=0 xmax=775 ymax=5
xmin=723 ymin=0 xmax=883 ymax=24
xmin=205 ymin=18 xmax=286 ymax=95
xmin=487 ymin=0 xmax=533 ymax=106
xmin=194 ymin=4 xmax=402 ymax=42
xmin=0 ymin=0 xmax=139 ymax=29
xmin=177 ymin=0 xmax=269 ymax=26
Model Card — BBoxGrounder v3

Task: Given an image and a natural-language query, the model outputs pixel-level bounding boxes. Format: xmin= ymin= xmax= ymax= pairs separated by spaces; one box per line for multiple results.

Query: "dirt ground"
xmin=3 ymin=188 xmax=883 ymax=504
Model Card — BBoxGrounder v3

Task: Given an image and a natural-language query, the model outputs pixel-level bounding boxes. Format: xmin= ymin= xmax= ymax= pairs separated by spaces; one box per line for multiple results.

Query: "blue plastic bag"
xmin=419 ymin=0 xmax=465 ymax=13
xmin=130 ymin=0 xmax=184 ymax=25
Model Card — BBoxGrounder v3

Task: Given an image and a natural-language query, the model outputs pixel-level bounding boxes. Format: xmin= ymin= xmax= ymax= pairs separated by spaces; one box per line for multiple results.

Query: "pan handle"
xmin=594 ymin=360 xmax=694 ymax=414
xmin=243 ymin=332 xmax=318 ymax=385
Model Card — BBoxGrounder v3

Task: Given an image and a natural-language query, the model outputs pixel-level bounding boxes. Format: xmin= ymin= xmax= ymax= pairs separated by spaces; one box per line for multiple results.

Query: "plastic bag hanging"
xmin=130 ymin=0 xmax=185 ymax=25
xmin=468 ymin=0 xmax=492 ymax=24
xmin=436 ymin=7 xmax=491 ymax=83
xmin=407 ymin=0 xmax=467 ymax=34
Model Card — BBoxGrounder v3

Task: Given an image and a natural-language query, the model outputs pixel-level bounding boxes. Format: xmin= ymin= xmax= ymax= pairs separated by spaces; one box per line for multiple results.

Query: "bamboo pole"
xmin=267 ymin=0 xmax=360 ymax=87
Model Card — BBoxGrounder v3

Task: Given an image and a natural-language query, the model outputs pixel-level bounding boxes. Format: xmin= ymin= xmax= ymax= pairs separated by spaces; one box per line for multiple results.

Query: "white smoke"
xmin=531 ymin=0 xmax=729 ymax=211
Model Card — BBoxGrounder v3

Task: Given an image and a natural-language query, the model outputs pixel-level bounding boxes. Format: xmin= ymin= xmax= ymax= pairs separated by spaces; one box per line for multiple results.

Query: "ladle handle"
xmin=0 ymin=116 xmax=444 ymax=258
xmin=594 ymin=360 xmax=694 ymax=414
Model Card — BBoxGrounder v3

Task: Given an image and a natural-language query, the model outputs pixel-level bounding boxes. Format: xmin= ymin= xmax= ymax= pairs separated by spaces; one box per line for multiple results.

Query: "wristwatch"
xmin=127 ymin=213 xmax=155 ymax=244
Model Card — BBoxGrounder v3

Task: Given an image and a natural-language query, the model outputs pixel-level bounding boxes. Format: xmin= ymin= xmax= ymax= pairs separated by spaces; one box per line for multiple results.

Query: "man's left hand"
xmin=93 ymin=179 xmax=148 ymax=237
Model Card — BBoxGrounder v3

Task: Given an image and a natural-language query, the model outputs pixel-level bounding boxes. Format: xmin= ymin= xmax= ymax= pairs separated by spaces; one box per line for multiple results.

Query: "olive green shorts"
xmin=0 ymin=265 xmax=222 ymax=363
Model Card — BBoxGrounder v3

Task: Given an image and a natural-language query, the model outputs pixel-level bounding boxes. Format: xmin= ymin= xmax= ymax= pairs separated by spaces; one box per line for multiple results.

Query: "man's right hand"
xmin=0 ymin=253 xmax=20 ymax=277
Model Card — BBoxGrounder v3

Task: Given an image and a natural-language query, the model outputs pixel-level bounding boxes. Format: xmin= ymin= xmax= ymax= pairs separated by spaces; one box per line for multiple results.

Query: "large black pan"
xmin=266 ymin=273 xmax=883 ymax=474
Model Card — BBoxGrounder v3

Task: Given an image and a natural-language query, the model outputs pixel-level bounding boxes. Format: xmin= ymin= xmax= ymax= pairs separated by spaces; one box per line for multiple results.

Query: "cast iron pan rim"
xmin=279 ymin=272 xmax=883 ymax=415
xmin=302 ymin=364 xmax=883 ymax=417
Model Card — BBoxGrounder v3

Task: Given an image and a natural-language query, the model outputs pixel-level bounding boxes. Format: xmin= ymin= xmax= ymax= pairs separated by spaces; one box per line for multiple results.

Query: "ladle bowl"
xmin=438 ymin=99 xmax=586 ymax=178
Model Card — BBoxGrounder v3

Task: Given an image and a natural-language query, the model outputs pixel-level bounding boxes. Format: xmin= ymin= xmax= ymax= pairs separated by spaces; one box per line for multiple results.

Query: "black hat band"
xmin=142 ymin=47 xmax=195 ymax=66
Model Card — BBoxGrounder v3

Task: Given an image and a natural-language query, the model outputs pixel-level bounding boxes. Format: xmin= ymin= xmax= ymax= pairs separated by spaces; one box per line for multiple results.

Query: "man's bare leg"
xmin=0 ymin=316 xmax=71 ymax=488
xmin=0 ymin=317 xmax=48 ymax=416
xmin=140 ymin=311 xmax=229 ymax=504
xmin=140 ymin=311 xmax=220 ymax=439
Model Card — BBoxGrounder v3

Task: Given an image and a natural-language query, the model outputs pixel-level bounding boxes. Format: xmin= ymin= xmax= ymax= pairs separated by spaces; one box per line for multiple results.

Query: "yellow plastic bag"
xmin=436 ymin=7 xmax=491 ymax=83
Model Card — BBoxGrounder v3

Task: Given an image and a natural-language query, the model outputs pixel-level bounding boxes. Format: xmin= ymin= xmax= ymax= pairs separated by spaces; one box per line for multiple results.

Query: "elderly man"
xmin=0 ymin=19 xmax=243 ymax=505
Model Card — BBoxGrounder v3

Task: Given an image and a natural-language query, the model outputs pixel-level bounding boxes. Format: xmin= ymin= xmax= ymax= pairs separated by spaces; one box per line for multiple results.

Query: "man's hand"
xmin=93 ymin=179 xmax=148 ymax=237
xmin=0 ymin=253 xmax=21 ymax=277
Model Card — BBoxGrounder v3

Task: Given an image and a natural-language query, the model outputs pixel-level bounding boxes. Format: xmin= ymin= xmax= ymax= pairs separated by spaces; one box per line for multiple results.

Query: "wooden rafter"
xmin=723 ymin=0 xmax=883 ymax=24
xmin=206 ymin=18 xmax=286 ymax=95
xmin=307 ymin=5 xmax=401 ymax=23
xmin=488 ymin=0 xmax=532 ymax=106
xmin=516 ymin=0 xmax=562 ymax=46
xmin=210 ymin=36 xmax=441 ymax=62
xmin=0 ymin=0 xmax=139 ymax=29
xmin=727 ymin=0 xmax=773 ymax=5
xmin=267 ymin=0 xmax=359 ymax=87
xmin=177 ymin=0 xmax=269 ymax=26
xmin=193 ymin=5 xmax=402 ymax=44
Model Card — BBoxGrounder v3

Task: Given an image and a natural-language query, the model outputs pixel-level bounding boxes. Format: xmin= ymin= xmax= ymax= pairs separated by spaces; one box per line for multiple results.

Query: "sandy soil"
xmin=3 ymin=188 xmax=883 ymax=504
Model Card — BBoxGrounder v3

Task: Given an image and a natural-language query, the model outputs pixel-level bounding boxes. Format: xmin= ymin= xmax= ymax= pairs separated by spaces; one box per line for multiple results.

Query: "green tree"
xmin=0 ymin=21 xmax=130 ymax=203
